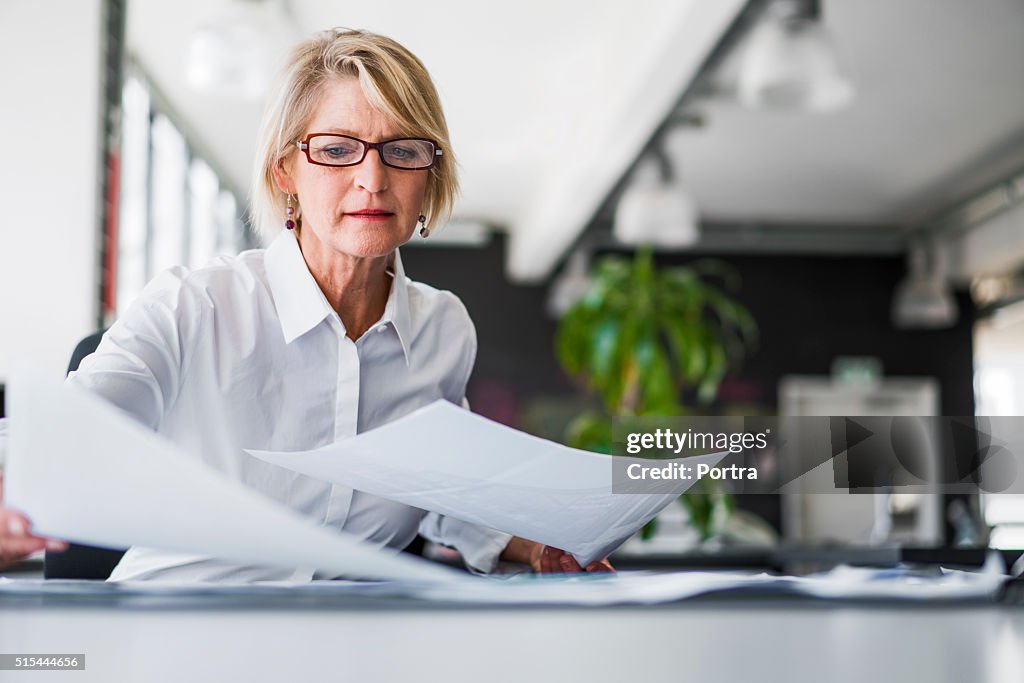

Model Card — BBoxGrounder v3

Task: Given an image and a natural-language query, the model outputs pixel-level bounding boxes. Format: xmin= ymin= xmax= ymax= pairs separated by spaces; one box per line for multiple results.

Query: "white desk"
xmin=2 ymin=593 xmax=1023 ymax=683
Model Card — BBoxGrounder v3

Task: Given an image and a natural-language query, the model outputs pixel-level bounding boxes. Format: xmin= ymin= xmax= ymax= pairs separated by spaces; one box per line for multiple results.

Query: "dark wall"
xmin=403 ymin=239 xmax=566 ymax=396
xmin=655 ymin=251 xmax=977 ymax=417
xmin=401 ymin=237 xmax=573 ymax=429
xmin=403 ymin=238 xmax=976 ymax=420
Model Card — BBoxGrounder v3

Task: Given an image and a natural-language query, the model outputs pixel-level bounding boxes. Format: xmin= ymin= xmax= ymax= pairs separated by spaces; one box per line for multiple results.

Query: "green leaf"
xmin=697 ymin=340 xmax=727 ymax=404
xmin=590 ymin=318 xmax=621 ymax=388
xmin=662 ymin=316 xmax=706 ymax=384
xmin=680 ymin=493 xmax=714 ymax=541
xmin=565 ymin=412 xmax=613 ymax=453
xmin=639 ymin=517 xmax=659 ymax=540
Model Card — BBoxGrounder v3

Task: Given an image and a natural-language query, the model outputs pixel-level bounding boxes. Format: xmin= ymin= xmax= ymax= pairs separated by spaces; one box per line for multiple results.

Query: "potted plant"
xmin=555 ymin=247 xmax=758 ymax=541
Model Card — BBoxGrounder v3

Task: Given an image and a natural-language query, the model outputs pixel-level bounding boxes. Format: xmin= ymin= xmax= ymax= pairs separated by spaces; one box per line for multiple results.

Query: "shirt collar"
xmin=264 ymin=230 xmax=413 ymax=365
xmin=384 ymin=250 xmax=413 ymax=367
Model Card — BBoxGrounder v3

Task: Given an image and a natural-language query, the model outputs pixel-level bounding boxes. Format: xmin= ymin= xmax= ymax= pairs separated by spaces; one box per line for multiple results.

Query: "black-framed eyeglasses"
xmin=296 ymin=133 xmax=442 ymax=170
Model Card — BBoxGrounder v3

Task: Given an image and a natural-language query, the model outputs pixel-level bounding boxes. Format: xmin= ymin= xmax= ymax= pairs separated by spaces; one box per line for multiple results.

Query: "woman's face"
xmin=276 ymin=77 xmax=429 ymax=261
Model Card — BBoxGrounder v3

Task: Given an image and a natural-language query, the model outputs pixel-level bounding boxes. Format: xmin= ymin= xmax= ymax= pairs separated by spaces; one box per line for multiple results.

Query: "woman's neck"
xmin=296 ymin=230 xmax=392 ymax=341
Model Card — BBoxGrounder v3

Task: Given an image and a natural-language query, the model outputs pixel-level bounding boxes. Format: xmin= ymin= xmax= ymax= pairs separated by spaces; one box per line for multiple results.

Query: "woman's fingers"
xmin=585 ymin=559 xmax=616 ymax=573
xmin=539 ymin=545 xmax=562 ymax=573
xmin=45 ymin=538 xmax=69 ymax=552
xmin=1 ymin=509 xmax=33 ymax=543
xmin=539 ymin=545 xmax=557 ymax=573
xmin=2 ymin=536 xmax=46 ymax=560
xmin=531 ymin=544 xmax=614 ymax=574
xmin=0 ymin=510 xmax=45 ymax=566
xmin=0 ymin=508 xmax=68 ymax=568
xmin=559 ymin=553 xmax=583 ymax=573
xmin=534 ymin=545 xmax=586 ymax=573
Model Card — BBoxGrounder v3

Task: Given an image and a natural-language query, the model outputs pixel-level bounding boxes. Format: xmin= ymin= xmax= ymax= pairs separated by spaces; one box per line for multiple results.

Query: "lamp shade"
xmin=546 ymin=251 xmax=593 ymax=317
xmin=891 ymin=245 xmax=958 ymax=329
xmin=186 ymin=22 xmax=270 ymax=99
xmin=891 ymin=277 xmax=958 ymax=329
xmin=738 ymin=15 xmax=854 ymax=112
xmin=614 ymin=163 xmax=700 ymax=248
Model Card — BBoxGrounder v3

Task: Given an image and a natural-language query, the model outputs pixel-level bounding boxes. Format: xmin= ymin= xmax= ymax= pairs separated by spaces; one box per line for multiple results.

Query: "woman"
xmin=0 ymin=29 xmax=611 ymax=578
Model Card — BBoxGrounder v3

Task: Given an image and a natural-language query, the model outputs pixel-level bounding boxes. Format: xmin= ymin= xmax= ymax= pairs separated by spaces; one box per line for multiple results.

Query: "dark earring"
xmin=285 ymin=194 xmax=296 ymax=230
xmin=418 ymin=214 xmax=429 ymax=238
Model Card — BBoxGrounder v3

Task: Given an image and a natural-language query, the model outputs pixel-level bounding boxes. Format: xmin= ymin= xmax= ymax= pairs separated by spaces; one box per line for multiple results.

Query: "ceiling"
xmin=127 ymin=0 xmax=1024 ymax=282
xmin=677 ymin=0 xmax=1024 ymax=227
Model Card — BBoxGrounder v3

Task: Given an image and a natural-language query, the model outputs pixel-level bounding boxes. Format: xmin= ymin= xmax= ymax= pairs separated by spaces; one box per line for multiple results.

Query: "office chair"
xmin=43 ymin=330 xmax=428 ymax=579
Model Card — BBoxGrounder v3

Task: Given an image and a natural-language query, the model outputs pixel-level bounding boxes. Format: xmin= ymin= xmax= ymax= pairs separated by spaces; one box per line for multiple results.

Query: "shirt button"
xmin=377 ymin=324 xmax=388 ymax=333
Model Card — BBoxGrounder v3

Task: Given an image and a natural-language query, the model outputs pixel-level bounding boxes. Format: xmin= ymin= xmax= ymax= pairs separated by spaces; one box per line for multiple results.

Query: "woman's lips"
xmin=346 ymin=210 xmax=394 ymax=221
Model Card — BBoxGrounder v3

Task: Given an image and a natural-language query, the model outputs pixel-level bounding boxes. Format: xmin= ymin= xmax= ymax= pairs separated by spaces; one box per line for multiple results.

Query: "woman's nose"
xmin=353 ymin=148 xmax=389 ymax=193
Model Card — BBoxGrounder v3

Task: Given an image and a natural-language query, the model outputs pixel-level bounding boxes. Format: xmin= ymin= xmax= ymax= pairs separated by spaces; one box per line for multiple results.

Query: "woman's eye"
xmin=388 ymin=146 xmax=412 ymax=158
xmin=321 ymin=145 xmax=356 ymax=158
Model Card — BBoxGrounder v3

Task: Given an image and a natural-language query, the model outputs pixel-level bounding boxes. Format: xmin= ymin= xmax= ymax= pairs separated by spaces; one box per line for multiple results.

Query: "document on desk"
xmin=247 ymin=401 xmax=727 ymax=567
xmin=3 ymin=374 xmax=465 ymax=584
xmin=782 ymin=553 xmax=1007 ymax=601
xmin=0 ymin=571 xmax=781 ymax=606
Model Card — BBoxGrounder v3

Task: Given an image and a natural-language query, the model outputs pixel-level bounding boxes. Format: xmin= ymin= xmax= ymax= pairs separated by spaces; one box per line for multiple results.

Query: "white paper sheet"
xmin=0 ymin=571 xmax=776 ymax=605
xmin=3 ymin=373 xmax=465 ymax=584
xmin=247 ymin=401 xmax=728 ymax=566
xmin=780 ymin=552 xmax=1007 ymax=600
xmin=2 ymin=558 xmax=1002 ymax=605
xmin=0 ymin=560 xmax=1003 ymax=605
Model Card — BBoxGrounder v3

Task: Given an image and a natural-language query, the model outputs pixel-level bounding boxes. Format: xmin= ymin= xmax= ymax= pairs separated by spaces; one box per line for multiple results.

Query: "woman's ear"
xmin=271 ymin=158 xmax=294 ymax=194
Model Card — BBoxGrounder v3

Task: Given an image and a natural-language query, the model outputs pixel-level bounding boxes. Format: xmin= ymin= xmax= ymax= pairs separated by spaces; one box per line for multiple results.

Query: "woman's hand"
xmin=0 ymin=471 xmax=67 ymax=569
xmin=501 ymin=536 xmax=615 ymax=574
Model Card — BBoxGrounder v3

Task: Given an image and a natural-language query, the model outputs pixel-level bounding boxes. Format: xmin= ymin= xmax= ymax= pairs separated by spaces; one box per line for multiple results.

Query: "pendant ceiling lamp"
xmin=186 ymin=0 xmax=276 ymax=99
xmin=738 ymin=0 xmax=854 ymax=112
xmin=547 ymin=250 xmax=594 ymax=318
xmin=614 ymin=149 xmax=700 ymax=249
xmin=891 ymin=242 xmax=959 ymax=329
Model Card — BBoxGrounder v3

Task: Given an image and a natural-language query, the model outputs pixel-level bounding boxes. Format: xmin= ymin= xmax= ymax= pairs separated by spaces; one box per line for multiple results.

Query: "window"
xmin=975 ymin=300 xmax=1024 ymax=549
xmin=115 ymin=71 xmax=253 ymax=317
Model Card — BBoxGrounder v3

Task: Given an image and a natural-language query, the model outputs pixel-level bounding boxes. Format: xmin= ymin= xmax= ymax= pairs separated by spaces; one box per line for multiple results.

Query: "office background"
xmin=1 ymin=0 xmax=1023 ymax=553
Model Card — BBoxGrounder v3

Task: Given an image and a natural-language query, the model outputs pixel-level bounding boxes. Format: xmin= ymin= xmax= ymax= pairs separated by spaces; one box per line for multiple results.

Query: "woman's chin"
xmin=334 ymin=234 xmax=406 ymax=259
xmin=302 ymin=221 xmax=414 ymax=260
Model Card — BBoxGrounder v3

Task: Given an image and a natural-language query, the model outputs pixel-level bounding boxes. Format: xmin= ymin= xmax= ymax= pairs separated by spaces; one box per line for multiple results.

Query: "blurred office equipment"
xmin=779 ymin=373 xmax=943 ymax=547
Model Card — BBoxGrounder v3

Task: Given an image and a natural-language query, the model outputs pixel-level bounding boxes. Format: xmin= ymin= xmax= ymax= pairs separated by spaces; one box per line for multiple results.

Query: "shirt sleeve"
xmin=65 ymin=267 xmax=204 ymax=430
xmin=418 ymin=512 xmax=512 ymax=574
xmin=0 ymin=268 xmax=199 ymax=471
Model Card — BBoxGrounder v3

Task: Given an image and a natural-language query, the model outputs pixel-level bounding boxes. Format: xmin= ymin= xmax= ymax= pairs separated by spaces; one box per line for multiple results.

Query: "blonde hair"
xmin=250 ymin=28 xmax=458 ymax=239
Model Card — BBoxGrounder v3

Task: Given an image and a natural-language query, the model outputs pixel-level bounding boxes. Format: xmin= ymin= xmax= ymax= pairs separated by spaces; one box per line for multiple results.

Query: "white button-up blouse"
xmin=25 ymin=230 xmax=511 ymax=581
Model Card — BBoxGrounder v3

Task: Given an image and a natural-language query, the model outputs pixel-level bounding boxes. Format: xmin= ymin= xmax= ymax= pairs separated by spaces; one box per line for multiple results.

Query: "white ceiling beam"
xmin=505 ymin=0 xmax=747 ymax=283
